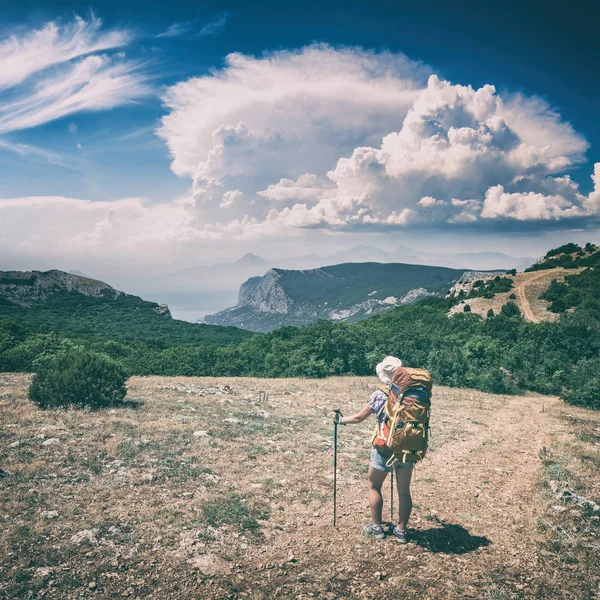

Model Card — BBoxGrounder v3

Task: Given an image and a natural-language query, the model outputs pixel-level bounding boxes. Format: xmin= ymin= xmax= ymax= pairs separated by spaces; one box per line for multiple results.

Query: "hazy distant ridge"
xmin=204 ymin=262 xmax=474 ymax=332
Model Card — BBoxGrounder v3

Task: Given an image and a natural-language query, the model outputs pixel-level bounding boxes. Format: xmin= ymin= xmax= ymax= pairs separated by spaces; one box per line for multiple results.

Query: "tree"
xmin=500 ymin=302 xmax=521 ymax=318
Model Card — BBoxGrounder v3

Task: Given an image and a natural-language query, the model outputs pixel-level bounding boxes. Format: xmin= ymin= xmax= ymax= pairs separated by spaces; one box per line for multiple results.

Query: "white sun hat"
xmin=376 ymin=356 xmax=403 ymax=385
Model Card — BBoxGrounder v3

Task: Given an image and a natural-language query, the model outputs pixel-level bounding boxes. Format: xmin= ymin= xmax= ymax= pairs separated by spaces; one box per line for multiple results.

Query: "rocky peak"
xmin=238 ymin=270 xmax=292 ymax=314
xmin=0 ymin=270 xmax=121 ymax=307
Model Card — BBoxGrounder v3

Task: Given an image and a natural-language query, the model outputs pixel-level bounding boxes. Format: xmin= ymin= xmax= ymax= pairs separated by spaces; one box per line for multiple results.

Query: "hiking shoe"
xmin=362 ymin=524 xmax=385 ymax=540
xmin=393 ymin=526 xmax=408 ymax=544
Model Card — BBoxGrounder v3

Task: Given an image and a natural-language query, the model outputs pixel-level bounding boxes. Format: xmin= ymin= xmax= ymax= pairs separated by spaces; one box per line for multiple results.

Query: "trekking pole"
xmin=333 ymin=409 xmax=342 ymax=527
xmin=390 ymin=470 xmax=394 ymax=524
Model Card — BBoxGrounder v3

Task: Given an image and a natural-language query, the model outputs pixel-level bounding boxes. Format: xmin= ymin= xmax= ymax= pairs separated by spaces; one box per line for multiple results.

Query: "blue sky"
xmin=1 ymin=0 xmax=599 ymax=277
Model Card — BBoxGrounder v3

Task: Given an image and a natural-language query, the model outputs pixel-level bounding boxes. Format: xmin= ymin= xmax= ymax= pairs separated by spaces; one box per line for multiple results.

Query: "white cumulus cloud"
xmin=157 ymin=46 xmax=597 ymax=234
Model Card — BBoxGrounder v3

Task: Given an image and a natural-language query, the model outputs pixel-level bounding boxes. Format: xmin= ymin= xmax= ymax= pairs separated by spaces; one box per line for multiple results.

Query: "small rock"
xmin=188 ymin=553 xmax=231 ymax=575
xmin=287 ymin=555 xmax=297 ymax=563
xmin=223 ymin=418 xmax=241 ymax=425
xmin=89 ymin=582 xmax=97 ymax=589
xmin=42 ymin=438 xmax=59 ymax=446
xmin=550 ymin=505 xmax=567 ymax=513
xmin=71 ymin=529 xmax=99 ymax=546
xmin=374 ymin=571 xmax=382 ymax=580
xmin=9 ymin=441 xmax=19 ymax=448
xmin=42 ymin=510 xmax=59 ymax=519
xmin=193 ymin=430 xmax=210 ymax=438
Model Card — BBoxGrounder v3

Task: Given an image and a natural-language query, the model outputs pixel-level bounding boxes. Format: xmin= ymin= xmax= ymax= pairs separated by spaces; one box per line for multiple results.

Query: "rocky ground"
xmin=1 ymin=374 xmax=599 ymax=599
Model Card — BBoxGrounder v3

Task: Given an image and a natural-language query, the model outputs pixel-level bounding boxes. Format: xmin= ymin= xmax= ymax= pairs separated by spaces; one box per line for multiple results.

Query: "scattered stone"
xmin=89 ymin=581 xmax=97 ymax=589
xmin=42 ymin=510 xmax=59 ymax=519
xmin=188 ymin=553 xmax=231 ymax=575
xmin=193 ymin=430 xmax=210 ymax=438
xmin=71 ymin=529 xmax=99 ymax=546
xmin=287 ymin=555 xmax=297 ymax=563
xmin=42 ymin=438 xmax=59 ymax=446
xmin=8 ymin=441 xmax=19 ymax=448
xmin=550 ymin=505 xmax=567 ymax=513
xmin=223 ymin=418 xmax=241 ymax=425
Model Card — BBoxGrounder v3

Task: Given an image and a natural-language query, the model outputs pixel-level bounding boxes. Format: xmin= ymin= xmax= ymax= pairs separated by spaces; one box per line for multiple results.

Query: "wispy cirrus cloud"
xmin=157 ymin=12 xmax=230 ymax=40
xmin=198 ymin=12 xmax=230 ymax=37
xmin=0 ymin=139 xmax=72 ymax=168
xmin=0 ymin=15 xmax=151 ymax=138
xmin=157 ymin=22 xmax=192 ymax=39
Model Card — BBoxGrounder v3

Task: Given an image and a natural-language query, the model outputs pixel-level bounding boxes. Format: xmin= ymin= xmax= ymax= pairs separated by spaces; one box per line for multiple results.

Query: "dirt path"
xmin=515 ymin=270 xmax=550 ymax=323
xmin=268 ymin=386 xmax=561 ymax=599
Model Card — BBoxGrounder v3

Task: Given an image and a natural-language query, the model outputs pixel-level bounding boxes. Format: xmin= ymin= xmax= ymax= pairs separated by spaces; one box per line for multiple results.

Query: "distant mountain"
xmin=0 ymin=270 xmax=253 ymax=346
xmin=107 ymin=246 xmax=532 ymax=322
xmin=204 ymin=262 xmax=483 ymax=332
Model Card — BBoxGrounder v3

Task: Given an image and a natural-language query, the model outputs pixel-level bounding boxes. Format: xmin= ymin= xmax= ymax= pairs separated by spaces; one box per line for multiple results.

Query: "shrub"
xmin=561 ymin=359 xmax=600 ymax=410
xmin=509 ymin=293 xmax=517 ymax=299
xmin=487 ymin=309 xmax=495 ymax=318
xmin=463 ymin=304 xmax=471 ymax=313
xmin=28 ymin=349 xmax=127 ymax=409
xmin=500 ymin=302 xmax=521 ymax=317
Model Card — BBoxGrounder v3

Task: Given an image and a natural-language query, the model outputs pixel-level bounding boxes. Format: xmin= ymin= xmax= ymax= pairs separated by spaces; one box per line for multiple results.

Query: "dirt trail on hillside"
xmin=2 ymin=375 xmax=598 ymax=599
xmin=451 ymin=268 xmax=579 ymax=322
xmin=515 ymin=270 xmax=550 ymax=323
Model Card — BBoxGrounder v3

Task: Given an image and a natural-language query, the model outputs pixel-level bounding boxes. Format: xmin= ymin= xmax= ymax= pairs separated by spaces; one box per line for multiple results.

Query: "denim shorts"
xmin=370 ymin=447 xmax=414 ymax=472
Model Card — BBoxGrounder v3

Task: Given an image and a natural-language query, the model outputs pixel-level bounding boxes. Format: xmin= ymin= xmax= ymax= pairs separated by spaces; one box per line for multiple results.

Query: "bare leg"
xmin=367 ymin=465 xmax=388 ymax=524
xmin=395 ymin=466 xmax=413 ymax=531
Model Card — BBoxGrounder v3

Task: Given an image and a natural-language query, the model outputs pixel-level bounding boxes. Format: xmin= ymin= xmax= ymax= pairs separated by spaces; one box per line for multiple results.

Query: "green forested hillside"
xmin=1 ymin=247 xmax=599 ymax=409
xmin=273 ymin=262 xmax=467 ymax=306
xmin=0 ymin=290 xmax=252 ymax=347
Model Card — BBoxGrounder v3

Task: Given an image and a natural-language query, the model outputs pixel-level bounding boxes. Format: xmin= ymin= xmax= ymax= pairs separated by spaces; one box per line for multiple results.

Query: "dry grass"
xmin=1 ymin=373 xmax=599 ymax=599
xmin=450 ymin=268 xmax=583 ymax=322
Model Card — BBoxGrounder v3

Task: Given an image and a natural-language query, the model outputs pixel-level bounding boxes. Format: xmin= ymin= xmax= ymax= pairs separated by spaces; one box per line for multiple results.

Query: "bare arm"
xmin=333 ymin=402 xmax=372 ymax=425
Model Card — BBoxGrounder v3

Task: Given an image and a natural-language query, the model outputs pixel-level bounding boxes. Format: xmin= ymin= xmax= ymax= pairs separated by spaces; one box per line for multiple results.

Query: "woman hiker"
xmin=332 ymin=356 xmax=431 ymax=544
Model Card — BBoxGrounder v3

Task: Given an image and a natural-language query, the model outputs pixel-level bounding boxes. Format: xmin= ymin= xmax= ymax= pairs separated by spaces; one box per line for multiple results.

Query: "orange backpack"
xmin=372 ymin=367 xmax=432 ymax=466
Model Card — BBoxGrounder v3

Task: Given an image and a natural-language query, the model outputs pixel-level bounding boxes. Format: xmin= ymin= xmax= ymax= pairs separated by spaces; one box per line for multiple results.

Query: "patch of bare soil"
xmin=1 ymin=374 xmax=598 ymax=599
xmin=450 ymin=268 xmax=582 ymax=322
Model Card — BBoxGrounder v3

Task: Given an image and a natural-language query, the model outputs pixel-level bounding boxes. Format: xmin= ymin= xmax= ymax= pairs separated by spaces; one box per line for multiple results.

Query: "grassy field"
xmin=1 ymin=374 xmax=599 ymax=599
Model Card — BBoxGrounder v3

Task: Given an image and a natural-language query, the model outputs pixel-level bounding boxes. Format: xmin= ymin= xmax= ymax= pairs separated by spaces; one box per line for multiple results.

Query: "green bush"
xmin=500 ymin=302 xmax=521 ymax=317
xmin=463 ymin=304 xmax=471 ymax=313
xmin=28 ymin=350 xmax=127 ymax=409
xmin=561 ymin=358 xmax=600 ymax=410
